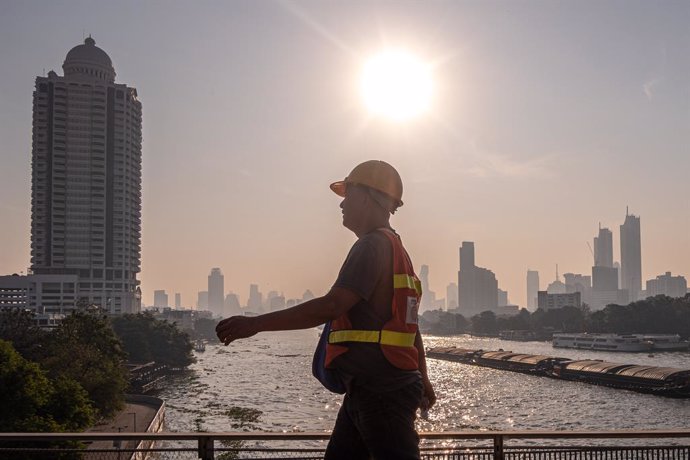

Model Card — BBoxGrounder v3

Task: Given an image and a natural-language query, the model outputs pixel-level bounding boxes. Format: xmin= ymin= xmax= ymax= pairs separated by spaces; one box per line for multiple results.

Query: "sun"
xmin=360 ymin=50 xmax=433 ymax=122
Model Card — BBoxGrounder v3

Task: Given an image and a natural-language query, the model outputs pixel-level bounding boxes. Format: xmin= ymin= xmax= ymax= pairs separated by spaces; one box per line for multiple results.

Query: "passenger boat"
xmin=642 ymin=334 xmax=690 ymax=351
xmin=552 ymin=333 xmax=689 ymax=352
xmin=499 ymin=330 xmax=537 ymax=341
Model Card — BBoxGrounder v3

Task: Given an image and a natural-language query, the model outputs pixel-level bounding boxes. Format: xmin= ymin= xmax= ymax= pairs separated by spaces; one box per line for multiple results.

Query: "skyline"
xmin=1 ymin=1 xmax=688 ymax=308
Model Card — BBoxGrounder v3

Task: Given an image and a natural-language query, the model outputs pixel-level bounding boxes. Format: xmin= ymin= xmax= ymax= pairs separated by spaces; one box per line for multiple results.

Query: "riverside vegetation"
xmin=0 ymin=308 xmax=196 ymax=436
xmin=421 ymin=294 xmax=690 ymax=339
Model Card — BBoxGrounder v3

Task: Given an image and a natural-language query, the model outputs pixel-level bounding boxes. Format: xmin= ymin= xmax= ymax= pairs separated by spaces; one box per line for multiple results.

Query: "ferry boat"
xmin=642 ymin=334 xmax=690 ymax=351
xmin=552 ymin=333 xmax=689 ymax=352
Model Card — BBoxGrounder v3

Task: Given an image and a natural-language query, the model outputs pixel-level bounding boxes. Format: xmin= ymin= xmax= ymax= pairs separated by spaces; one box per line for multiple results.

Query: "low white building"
xmin=0 ymin=273 xmax=80 ymax=326
xmin=537 ymin=291 xmax=581 ymax=311
xmin=646 ymin=272 xmax=688 ymax=299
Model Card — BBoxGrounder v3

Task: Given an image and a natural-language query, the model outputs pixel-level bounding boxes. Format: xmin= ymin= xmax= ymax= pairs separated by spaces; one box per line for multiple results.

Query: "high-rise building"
xmin=646 ymin=272 xmax=687 ymax=299
xmin=174 ymin=293 xmax=181 ymax=309
xmin=247 ymin=284 xmax=262 ymax=311
xmin=497 ymin=289 xmax=509 ymax=307
xmin=590 ymin=223 xmax=623 ymax=310
xmin=418 ymin=265 xmax=442 ymax=311
xmin=526 ymin=270 xmax=539 ymax=310
xmin=457 ymin=242 xmax=498 ymax=316
xmin=153 ymin=290 xmax=168 ymax=308
xmin=564 ymin=273 xmax=592 ymax=306
xmin=593 ymin=226 xmax=613 ymax=268
xmin=224 ymin=293 xmax=241 ymax=315
xmin=30 ymin=37 xmax=142 ymax=314
xmin=197 ymin=291 xmax=208 ymax=309
xmin=208 ymin=268 xmax=224 ymax=316
xmin=620 ymin=209 xmax=642 ymax=301
xmin=446 ymin=283 xmax=458 ymax=310
xmin=302 ymin=290 xmax=315 ymax=302
xmin=537 ymin=291 xmax=582 ymax=311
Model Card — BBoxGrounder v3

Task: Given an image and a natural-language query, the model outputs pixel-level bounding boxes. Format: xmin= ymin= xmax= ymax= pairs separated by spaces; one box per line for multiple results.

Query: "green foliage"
xmin=41 ymin=312 xmax=129 ymax=419
xmin=0 ymin=339 xmax=94 ymax=432
xmin=111 ymin=312 xmax=195 ymax=368
xmin=194 ymin=317 xmax=220 ymax=341
xmin=0 ymin=308 xmax=46 ymax=362
xmin=422 ymin=294 xmax=690 ymax=338
xmin=471 ymin=311 xmax=498 ymax=334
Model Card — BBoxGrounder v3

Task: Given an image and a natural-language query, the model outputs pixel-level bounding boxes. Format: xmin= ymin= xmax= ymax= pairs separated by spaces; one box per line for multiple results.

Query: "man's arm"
xmin=216 ymin=286 xmax=361 ymax=345
xmin=415 ymin=330 xmax=437 ymax=410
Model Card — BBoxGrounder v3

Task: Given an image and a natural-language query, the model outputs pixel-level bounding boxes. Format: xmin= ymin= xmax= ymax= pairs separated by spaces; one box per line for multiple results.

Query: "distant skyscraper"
xmin=458 ymin=242 xmax=498 ymax=315
xmin=591 ymin=224 xmax=621 ymax=309
xmin=153 ymin=290 xmax=168 ymax=308
xmin=247 ymin=284 xmax=262 ymax=311
xmin=593 ymin=226 xmax=613 ymax=268
xmin=197 ymin=291 xmax=208 ymax=309
xmin=418 ymin=265 xmax=441 ymax=311
xmin=208 ymin=268 xmax=224 ymax=316
xmin=446 ymin=283 xmax=458 ymax=310
xmin=497 ymin=289 xmax=508 ymax=307
xmin=526 ymin=270 xmax=539 ymax=310
xmin=30 ymin=37 xmax=142 ymax=314
xmin=302 ymin=290 xmax=315 ymax=302
xmin=419 ymin=265 xmax=430 ymax=300
xmin=174 ymin=293 xmax=181 ymax=309
xmin=537 ymin=291 xmax=582 ymax=311
xmin=564 ymin=273 xmax=592 ymax=306
xmin=620 ymin=209 xmax=642 ymax=301
xmin=459 ymin=242 xmax=475 ymax=272
xmin=224 ymin=293 xmax=241 ymax=315
xmin=646 ymin=272 xmax=687 ymax=299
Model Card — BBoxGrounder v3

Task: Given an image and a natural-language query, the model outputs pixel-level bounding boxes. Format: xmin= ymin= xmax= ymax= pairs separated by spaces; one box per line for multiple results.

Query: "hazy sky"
xmin=1 ymin=0 xmax=688 ymax=309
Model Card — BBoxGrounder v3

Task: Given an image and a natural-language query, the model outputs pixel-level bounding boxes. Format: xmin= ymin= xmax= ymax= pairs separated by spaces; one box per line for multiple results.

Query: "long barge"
xmin=426 ymin=346 xmax=690 ymax=398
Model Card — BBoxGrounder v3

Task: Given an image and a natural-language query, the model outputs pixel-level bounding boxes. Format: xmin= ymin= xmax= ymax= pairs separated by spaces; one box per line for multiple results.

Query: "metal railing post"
xmin=493 ymin=434 xmax=504 ymax=460
xmin=198 ymin=435 xmax=214 ymax=460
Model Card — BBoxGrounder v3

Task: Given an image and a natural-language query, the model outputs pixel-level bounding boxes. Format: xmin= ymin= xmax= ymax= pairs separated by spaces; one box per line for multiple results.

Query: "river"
xmin=159 ymin=329 xmax=690 ymax=437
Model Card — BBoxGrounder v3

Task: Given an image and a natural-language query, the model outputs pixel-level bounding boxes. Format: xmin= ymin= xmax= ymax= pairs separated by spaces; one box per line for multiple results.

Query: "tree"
xmin=0 ymin=339 xmax=94 ymax=432
xmin=471 ymin=311 xmax=498 ymax=335
xmin=111 ymin=312 xmax=195 ymax=368
xmin=41 ymin=312 xmax=129 ymax=419
xmin=194 ymin=317 xmax=220 ymax=341
xmin=0 ymin=308 xmax=46 ymax=362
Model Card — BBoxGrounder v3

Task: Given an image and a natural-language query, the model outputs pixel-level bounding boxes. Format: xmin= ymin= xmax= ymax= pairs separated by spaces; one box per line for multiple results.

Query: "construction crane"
xmin=587 ymin=242 xmax=595 ymax=265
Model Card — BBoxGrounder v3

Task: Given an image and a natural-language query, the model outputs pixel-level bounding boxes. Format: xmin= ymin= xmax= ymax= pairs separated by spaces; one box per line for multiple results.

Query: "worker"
xmin=216 ymin=160 xmax=436 ymax=459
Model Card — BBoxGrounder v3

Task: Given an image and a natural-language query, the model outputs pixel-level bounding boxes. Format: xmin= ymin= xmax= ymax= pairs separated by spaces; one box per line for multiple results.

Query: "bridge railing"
xmin=1 ymin=429 xmax=689 ymax=459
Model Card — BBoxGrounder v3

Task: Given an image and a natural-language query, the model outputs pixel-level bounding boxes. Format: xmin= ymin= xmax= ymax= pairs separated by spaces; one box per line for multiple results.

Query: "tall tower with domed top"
xmin=30 ymin=37 xmax=142 ymax=314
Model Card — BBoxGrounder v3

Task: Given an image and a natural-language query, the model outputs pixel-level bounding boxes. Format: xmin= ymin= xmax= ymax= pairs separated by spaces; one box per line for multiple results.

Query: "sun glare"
xmin=360 ymin=50 xmax=433 ymax=122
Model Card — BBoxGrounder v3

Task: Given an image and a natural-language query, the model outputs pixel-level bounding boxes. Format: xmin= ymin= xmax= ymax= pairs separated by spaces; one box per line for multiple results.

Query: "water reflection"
xmin=159 ymin=329 xmax=690 ymax=437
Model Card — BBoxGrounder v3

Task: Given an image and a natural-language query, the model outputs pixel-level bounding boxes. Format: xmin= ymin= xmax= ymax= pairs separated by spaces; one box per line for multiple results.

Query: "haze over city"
xmin=1 ymin=1 xmax=688 ymax=309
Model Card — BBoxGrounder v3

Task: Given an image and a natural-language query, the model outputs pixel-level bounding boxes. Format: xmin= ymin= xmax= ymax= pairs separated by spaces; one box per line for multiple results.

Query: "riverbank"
xmin=86 ymin=394 xmax=165 ymax=453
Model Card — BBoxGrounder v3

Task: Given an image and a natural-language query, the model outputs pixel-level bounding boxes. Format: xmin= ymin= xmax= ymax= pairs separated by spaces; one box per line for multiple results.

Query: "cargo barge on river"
xmin=426 ymin=346 xmax=690 ymax=398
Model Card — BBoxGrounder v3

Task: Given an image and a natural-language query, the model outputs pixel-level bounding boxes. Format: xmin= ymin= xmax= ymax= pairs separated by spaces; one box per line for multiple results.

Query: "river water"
xmin=159 ymin=329 xmax=690 ymax=438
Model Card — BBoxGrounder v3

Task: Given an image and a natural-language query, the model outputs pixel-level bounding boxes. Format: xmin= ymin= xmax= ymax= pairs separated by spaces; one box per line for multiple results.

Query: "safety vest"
xmin=325 ymin=228 xmax=422 ymax=371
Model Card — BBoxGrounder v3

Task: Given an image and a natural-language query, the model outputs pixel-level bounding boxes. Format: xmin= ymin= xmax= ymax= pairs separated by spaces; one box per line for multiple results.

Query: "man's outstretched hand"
xmin=216 ymin=316 xmax=259 ymax=345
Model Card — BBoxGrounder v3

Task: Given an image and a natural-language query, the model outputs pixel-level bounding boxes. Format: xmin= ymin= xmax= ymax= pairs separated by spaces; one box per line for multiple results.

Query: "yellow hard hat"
xmin=330 ymin=160 xmax=403 ymax=207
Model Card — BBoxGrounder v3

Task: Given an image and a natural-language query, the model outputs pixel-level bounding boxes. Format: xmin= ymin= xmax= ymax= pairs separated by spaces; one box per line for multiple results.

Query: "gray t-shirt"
xmin=332 ymin=228 xmax=421 ymax=393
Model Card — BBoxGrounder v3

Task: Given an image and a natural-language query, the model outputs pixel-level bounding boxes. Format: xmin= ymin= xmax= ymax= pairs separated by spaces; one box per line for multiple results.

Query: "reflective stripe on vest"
xmin=324 ymin=228 xmax=421 ymax=370
xmin=328 ymin=329 xmax=417 ymax=347
xmin=393 ymin=274 xmax=422 ymax=295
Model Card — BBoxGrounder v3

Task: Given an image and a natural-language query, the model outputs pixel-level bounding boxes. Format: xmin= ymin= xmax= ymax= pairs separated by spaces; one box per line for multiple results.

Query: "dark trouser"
xmin=324 ymin=379 xmax=423 ymax=460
